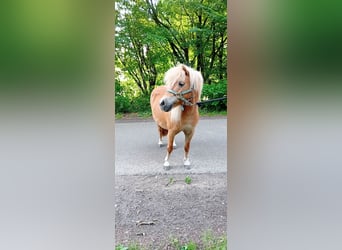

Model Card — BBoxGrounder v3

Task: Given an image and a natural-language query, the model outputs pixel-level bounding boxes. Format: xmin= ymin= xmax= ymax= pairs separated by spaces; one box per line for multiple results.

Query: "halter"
xmin=167 ymin=87 xmax=194 ymax=107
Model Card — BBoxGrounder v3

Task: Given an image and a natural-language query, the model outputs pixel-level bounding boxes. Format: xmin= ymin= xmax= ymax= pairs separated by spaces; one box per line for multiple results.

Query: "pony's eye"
xmin=178 ymin=82 xmax=185 ymax=87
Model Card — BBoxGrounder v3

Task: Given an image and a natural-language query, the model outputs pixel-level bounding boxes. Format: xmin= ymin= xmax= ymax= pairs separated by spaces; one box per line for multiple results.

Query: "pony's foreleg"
xmin=158 ymin=137 xmax=163 ymax=147
xmin=159 ymin=137 xmax=176 ymax=147
xmin=183 ymin=131 xmax=194 ymax=167
xmin=164 ymin=131 xmax=176 ymax=167
xmin=158 ymin=126 xmax=167 ymax=147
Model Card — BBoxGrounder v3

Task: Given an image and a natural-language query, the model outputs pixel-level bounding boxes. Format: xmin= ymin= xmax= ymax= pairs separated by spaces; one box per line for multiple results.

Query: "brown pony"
xmin=150 ymin=64 xmax=203 ymax=168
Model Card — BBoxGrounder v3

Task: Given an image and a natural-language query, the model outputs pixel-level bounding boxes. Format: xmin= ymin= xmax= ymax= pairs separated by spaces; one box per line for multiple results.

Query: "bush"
xmin=115 ymin=79 xmax=228 ymax=114
xmin=115 ymin=80 xmax=134 ymax=113
xmin=115 ymin=79 xmax=152 ymax=114
xmin=115 ymin=93 xmax=151 ymax=114
xmin=129 ymin=94 xmax=151 ymax=113
xmin=115 ymin=95 xmax=131 ymax=113
xmin=200 ymin=79 xmax=227 ymax=112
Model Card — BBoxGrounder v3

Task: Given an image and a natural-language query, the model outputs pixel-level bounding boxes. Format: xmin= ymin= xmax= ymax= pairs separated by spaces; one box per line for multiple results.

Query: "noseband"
xmin=167 ymin=87 xmax=194 ymax=107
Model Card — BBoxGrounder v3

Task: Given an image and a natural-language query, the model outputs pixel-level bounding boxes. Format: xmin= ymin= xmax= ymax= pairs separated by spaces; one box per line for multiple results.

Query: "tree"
xmin=115 ymin=0 xmax=169 ymax=95
xmin=115 ymin=0 xmax=227 ymax=95
xmin=145 ymin=0 xmax=227 ymax=84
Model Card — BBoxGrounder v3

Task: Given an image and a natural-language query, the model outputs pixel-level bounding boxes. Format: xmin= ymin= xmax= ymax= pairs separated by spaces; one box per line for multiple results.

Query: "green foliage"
xmin=171 ymin=238 xmax=181 ymax=249
xmin=181 ymin=241 xmax=197 ymax=250
xmin=115 ymin=79 xmax=228 ymax=115
xmin=185 ymin=176 xmax=192 ymax=184
xmin=115 ymin=245 xmax=128 ymax=250
xmin=115 ymin=0 xmax=227 ymax=114
xmin=115 ymin=0 xmax=227 ymax=95
xmin=171 ymin=238 xmax=197 ymax=250
xmin=167 ymin=177 xmax=175 ymax=186
xmin=115 ymin=79 xmax=132 ymax=113
xmin=115 ymin=244 xmax=132 ymax=250
xmin=115 ymin=243 xmax=144 ymax=250
xmin=201 ymin=80 xmax=227 ymax=112
xmin=129 ymin=95 xmax=151 ymax=113
xmin=115 ymin=77 xmax=152 ymax=114
xmin=115 ymin=95 xmax=131 ymax=113
xmin=116 ymin=232 xmax=227 ymax=250
xmin=115 ymin=93 xmax=151 ymax=114
xmin=201 ymin=231 xmax=227 ymax=250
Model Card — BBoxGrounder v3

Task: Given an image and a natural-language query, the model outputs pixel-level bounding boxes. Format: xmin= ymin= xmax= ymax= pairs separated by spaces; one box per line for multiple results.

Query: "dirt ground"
xmin=115 ymin=173 xmax=227 ymax=249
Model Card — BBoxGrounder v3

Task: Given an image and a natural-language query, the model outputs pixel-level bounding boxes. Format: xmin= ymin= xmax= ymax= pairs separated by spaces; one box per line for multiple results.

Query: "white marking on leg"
xmin=184 ymin=150 xmax=191 ymax=166
xmin=184 ymin=157 xmax=191 ymax=166
xmin=173 ymin=141 xmax=177 ymax=147
xmin=158 ymin=138 xmax=163 ymax=146
xmin=164 ymin=153 xmax=170 ymax=167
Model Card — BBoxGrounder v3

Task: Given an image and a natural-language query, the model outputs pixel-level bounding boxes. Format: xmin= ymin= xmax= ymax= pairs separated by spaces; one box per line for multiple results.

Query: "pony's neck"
xmin=183 ymin=103 xmax=197 ymax=112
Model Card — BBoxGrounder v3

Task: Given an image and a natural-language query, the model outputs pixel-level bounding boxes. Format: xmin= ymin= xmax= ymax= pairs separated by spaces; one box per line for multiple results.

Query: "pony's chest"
xmin=181 ymin=123 xmax=194 ymax=133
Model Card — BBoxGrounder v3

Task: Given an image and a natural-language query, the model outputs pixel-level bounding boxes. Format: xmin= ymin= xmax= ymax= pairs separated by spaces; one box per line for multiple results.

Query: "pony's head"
xmin=159 ymin=64 xmax=203 ymax=113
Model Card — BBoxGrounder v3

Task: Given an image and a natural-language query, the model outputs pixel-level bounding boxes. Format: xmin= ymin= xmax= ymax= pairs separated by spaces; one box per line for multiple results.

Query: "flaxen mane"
xmin=164 ymin=64 xmax=203 ymax=100
xmin=164 ymin=64 xmax=203 ymax=123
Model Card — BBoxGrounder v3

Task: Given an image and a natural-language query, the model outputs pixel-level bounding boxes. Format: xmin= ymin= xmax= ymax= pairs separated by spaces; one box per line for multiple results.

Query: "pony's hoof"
xmin=173 ymin=142 xmax=177 ymax=147
xmin=184 ymin=159 xmax=191 ymax=169
xmin=163 ymin=161 xmax=170 ymax=170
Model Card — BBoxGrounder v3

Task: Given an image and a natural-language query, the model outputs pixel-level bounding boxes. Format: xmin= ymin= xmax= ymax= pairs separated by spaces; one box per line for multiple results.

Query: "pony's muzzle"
xmin=159 ymin=96 xmax=177 ymax=112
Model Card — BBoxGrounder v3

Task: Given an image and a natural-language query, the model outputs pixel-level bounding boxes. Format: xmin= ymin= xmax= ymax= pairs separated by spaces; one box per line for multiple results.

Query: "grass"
xmin=116 ymin=113 xmax=124 ymax=119
xmin=171 ymin=238 xmax=198 ymax=250
xmin=184 ymin=176 xmax=192 ymax=184
xmin=115 ymin=231 xmax=227 ymax=250
xmin=170 ymin=231 xmax=227 ymax=250
xmin=115 ymin=110 xmax=226 ymax=120
xmin=199 ymin=110 xmax=227 ymax=117
xmin=165 ymin=176 xmax=192 ymax=186
xmin=137 ymin=111 xmax=153 ymax=118
xmin=115 ymin=112 xmax=151 ymax=120
xmin=201 ymin=231 xmax=227 ymax=250
xmin=165 ymin=177 xmax=176 ymax=186
xmin=115 ymin=244 xmax=140 ymax=250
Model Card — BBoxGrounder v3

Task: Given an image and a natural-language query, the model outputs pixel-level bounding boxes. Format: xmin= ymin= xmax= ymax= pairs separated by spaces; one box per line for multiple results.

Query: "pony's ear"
xmin=182 ymin=65 xmax=189 ymax=76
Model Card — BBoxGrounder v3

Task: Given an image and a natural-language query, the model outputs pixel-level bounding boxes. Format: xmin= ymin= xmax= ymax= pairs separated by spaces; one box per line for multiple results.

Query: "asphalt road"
xmin=115 ymin=117 xmax=227 ymax=175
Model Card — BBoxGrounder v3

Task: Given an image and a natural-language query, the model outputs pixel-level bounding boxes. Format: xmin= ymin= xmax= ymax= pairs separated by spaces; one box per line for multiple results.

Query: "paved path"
xmin=115 ymin=118 xmax=227 ymax=175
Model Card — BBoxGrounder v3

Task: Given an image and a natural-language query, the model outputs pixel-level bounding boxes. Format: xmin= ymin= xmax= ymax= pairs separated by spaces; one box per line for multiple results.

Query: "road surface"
xmin=115 ymin=117 xmax=227 ymax=175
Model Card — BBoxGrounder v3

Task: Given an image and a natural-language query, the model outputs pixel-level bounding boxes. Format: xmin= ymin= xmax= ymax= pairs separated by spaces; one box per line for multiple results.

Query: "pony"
xmin=150 ymin=64 xmax=203 ymax=168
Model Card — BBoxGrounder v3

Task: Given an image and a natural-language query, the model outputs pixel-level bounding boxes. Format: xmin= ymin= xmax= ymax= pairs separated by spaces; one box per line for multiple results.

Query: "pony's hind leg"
xmin=183 ymin=130 xmax=194 ymax=168
xmin=158 ymin=126 xmax=168 ymax=147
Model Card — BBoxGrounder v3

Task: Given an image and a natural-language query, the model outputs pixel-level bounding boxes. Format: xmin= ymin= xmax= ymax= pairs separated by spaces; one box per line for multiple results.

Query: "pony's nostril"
xmin=160 ymin=100 xmax=165 ymax=106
